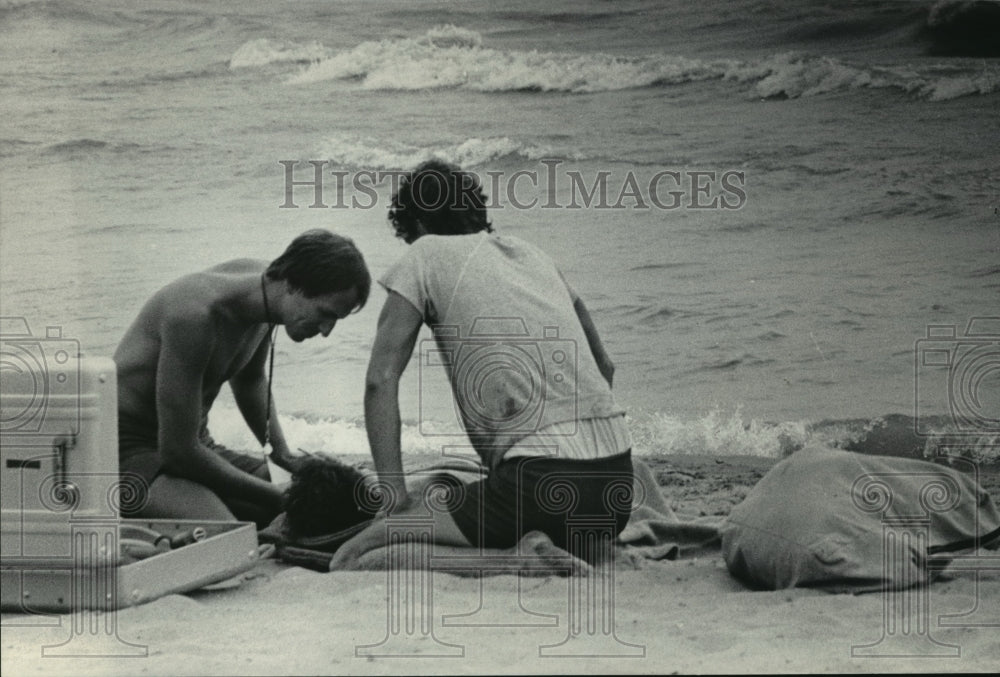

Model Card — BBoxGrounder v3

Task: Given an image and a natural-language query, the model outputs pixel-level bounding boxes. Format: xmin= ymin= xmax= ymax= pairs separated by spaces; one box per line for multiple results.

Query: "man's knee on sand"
xmin=136 ymin=474 xmax=236 ymax=522
xmin=121 ymin=444 xmax=276 ymax=525
xmin=135 ymin=475 xmax=278 ymax=528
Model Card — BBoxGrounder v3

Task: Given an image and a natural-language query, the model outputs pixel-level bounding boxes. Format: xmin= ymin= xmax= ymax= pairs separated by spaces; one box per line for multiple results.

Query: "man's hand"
xmin=364 ymin=291 xmax=422 ymax=515
xmin=268 ymin=449 xmax=310 ymax=475
xmin=568 ymin=289 xmax=616 ymax=388
xmin=231 ymin=331 xmax=298 ymax=468
xmin=375 ymin=475 xmax=412 ymax=516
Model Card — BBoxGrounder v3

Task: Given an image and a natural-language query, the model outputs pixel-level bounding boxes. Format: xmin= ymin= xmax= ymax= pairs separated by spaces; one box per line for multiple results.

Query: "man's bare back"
xmin=116 ymin=259 xmax=274 ymax=433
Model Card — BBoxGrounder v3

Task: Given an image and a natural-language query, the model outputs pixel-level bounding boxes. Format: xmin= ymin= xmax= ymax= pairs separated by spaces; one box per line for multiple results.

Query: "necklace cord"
xmin=260 ymin=273 xmax=277 ymax=450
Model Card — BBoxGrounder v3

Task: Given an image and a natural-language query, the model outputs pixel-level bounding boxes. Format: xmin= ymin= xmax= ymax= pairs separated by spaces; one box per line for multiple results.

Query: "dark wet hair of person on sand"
xmin=282 ymin=457 xmax=378 ymax=539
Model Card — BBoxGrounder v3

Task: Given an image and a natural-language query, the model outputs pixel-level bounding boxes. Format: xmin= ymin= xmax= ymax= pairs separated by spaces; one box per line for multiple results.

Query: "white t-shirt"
xmin=380 ymin=232 xmax=627 ymax=466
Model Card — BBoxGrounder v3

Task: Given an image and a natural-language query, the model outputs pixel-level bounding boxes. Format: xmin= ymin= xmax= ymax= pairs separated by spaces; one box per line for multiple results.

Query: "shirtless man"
xmin=115 ymin=229 xmax=370 ymax=526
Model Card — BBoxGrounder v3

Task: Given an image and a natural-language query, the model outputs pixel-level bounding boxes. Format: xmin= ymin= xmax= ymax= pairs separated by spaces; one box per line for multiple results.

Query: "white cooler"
xmin=1 ymin=321 xmax=260 ymax=612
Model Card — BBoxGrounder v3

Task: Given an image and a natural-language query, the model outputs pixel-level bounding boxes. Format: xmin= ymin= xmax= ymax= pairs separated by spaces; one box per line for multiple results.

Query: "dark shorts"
xmin=118 ymin=416 xmax=268 ymax=515
xmin=446 ymin=451 xmax=633 ymax=563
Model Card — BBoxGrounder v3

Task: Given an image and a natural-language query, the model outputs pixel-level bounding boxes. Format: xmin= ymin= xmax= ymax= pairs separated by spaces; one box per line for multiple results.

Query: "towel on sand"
xmin=720 ymin=445 xmax=1000 ymax=592
xmin=260 ymin=458 xmax=722 ymax=573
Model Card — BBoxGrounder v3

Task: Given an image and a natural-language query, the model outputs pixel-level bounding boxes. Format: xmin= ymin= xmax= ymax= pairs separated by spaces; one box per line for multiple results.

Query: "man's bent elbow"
xmin=600 ymin=361 xmax=615 ymax=387
xmin=159 ymin=455 xmax=188 ymax=479
xmin=159 ymin=445 xmax=199 ymax=479
xmin=364 ymin=368 xmax=399 ymax=398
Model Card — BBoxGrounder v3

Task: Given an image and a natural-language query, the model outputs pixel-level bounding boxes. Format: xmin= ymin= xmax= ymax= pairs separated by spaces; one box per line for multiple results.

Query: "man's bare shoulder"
xmin=204 ymin=258 xmax=267 ymax=275
xmin=139 ymin=260 xmax=259 ymax=331
xmin=121 ymin=259 xmax=265 ymax=345
xmin=156 ymin=260 xmax=263 ymax=305
xmin=135 ymin=283 xmax=215 ymax=350
xmin=114 ymin=277 xmax=212 ymax=367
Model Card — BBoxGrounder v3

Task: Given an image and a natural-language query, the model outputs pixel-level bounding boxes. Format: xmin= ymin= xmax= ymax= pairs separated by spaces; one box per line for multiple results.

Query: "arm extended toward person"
xmin=563 ymin=278 xmax=615 ymax=388
xmin=363 ymin=291 xmax=423 ymax=512
xmin=229 ymin=331 xmax=299 ymax=472
xmin=156 ymin=312 xmax=283 ymax=512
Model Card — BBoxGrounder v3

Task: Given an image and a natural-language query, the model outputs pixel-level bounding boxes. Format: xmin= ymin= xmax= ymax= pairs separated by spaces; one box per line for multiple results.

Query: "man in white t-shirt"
xmin=331 ymin=160 xmax=633 ymax=569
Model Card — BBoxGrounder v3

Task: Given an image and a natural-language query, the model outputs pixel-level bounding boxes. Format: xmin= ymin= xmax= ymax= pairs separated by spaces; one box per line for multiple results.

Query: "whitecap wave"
xmin=287 ymin=24 xmax=732 ymax=92
xmin=210 ymin=405 xmax=812 ymax=460
xmin=919 ymin=68 xmax=1000 ymax=100
xmin=320 ymin=134 xmax=560 ymax=170
xmin=260 ymin=25 xmax=997 ymax=101
xmin=208 ymin=408 xmax=455 ymax=457
xmin=725 ymin=51 xmax=999 ymax=100
xmin=208 ymin=405 xmax=1000 ymax=464
xmin=627 ymin=408 xmax=812 ymax=458
xmin=229 ymin=38 xmax=330 ymax=69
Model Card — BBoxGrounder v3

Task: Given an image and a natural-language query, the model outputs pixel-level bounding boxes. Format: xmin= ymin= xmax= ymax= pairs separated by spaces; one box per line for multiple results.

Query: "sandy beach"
xmin=3 ymin=450 xmax=998 ymax=676
xmin=2 ymin=1 xmax=998 ymax=674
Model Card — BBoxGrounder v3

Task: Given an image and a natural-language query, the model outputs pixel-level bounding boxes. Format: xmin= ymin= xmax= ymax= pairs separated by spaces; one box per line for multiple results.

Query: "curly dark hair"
xmin=388 ymin=159 xmax=493 ymax=243
xmin=282 ymin=457 xmax=378 ymax=538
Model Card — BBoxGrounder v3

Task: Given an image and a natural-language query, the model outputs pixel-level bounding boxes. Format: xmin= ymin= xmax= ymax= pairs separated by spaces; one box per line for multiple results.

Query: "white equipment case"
xmin=1 ymin=321 xmax=259 ymax=612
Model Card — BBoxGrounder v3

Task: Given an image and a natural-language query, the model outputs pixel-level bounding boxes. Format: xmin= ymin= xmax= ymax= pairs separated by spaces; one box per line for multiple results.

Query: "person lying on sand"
xmin=114 ymin=229 xmax=370 ymax=527
xmin=330 ymin=160 xmax=634 ymax=571
xmin=283 ymin=456 xmax=593 ymax=576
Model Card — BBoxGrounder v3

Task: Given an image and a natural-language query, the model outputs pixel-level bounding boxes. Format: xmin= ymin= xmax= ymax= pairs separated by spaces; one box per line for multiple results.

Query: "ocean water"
xmin=1 ymin=0 xmax=998 ymax=460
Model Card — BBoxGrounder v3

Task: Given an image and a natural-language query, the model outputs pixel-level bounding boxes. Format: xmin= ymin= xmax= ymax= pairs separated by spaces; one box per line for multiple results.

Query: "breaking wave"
xmin=320 ymin=134 xmax=563 ymax=170
xmin=263 ymin=25 xmax=1000 ymax=101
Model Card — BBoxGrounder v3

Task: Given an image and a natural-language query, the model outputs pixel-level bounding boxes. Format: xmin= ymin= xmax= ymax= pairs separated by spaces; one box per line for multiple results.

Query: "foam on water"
xmin=5 ymin=0 xmax=998 ymax=460
xmin=627 ymin=407 xmax=811 ymax=458
xmin=208 ymin=407 xmax=467 ymax=459
xmin=725 ymin=52 xmax=1000 ymax=99
xmin=320 ymin=134 xmax=560 ymax=171
xmin=229 ymin=38 xmax=330 ymax=69
xmin=269 ymin=25 xmax=999 ymax=100
xmin=208 ymin=404 xmax=1000 ymax=465
xmin=283 ymin=25 xmax=734 ymax=92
